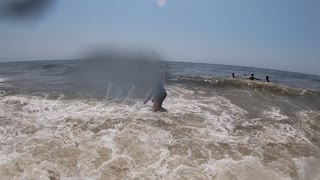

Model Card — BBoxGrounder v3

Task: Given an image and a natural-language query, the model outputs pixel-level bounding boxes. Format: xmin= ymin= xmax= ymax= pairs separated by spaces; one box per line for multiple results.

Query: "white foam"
xmin=262 ymin=123 xmax=311 ymax=144
xmin=0 ymin=77 xmax=11 ymax=88
xmin=0 ymin=86 xmax=318 ymax=179
xmin=0 ymin=78 xmax=10 ymax=83
xmin=294 ymin=156 xmax=320 ymax=180
xmin=263 ymin=106 xmax=289 ymax=121
xmin=167 ymin=156 xmax=291 ymax=180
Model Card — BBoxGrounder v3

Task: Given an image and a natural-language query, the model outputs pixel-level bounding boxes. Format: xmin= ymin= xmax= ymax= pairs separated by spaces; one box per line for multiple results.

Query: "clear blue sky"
xmin=0 ymin=0 xmax=319 ymax=75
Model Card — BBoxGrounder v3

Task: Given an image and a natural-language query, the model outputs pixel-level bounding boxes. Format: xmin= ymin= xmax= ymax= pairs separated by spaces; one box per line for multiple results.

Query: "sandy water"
xmin=1 ymin=84 xmax=320 ymax=179
xmin=0 ymin=60 xmax=320 ymax=179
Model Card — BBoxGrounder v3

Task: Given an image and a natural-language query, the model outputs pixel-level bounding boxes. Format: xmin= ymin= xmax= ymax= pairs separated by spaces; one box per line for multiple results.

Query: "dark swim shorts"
xmin=155 ymin=92 xmax=167 ymax=107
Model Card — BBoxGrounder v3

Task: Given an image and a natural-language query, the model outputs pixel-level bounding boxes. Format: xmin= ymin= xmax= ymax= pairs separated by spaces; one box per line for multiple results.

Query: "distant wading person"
xmin=144 ymin=78 xmax=167 ymax=112
xmin=231 ymin=73 xmax=235 ymax=78
xmin=265 ymin=76 xmax=271 ymax=82
xmin=247 ymin=74 xmax=260 ymax=81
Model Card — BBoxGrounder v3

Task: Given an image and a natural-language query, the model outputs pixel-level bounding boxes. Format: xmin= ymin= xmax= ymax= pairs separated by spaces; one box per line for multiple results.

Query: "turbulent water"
xmin=0 ymin=60 xmax=320 ymax=180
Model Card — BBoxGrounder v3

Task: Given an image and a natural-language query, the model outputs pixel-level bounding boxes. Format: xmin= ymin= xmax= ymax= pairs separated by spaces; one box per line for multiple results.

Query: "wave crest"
xmin=170 ymin=75 xmax=320 ymax=97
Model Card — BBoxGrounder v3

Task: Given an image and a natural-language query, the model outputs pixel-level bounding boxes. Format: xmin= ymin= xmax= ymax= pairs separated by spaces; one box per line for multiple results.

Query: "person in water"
xmin=144 ymin=78 xmax=167 ymax=112
xmin=265 ymin=76 xmax=271 ymax=82
xmin=247 ymin=74 xmax=260 ymax=80
xmin=231 ymin=73 xmax=235 ymax=78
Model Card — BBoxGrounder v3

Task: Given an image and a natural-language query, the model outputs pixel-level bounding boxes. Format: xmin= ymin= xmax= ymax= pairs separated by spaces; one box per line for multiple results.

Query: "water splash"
xmin=124 ymin=84 xmax=136 ymax=101
xmin=105 ymin=82 xmax=112 ymax=101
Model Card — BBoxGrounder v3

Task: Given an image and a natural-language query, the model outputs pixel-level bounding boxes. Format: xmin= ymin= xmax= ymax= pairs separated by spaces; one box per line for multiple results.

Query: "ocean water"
xmin=0 ymin=60 xmax=319 ymax=180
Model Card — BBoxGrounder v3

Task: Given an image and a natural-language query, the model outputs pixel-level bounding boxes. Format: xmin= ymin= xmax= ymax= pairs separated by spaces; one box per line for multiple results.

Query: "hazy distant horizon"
xmin=1 ymin=58 xmax=319 ymax=77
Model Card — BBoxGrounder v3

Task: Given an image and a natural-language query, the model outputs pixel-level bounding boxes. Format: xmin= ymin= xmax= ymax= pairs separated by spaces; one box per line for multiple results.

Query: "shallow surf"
xmin=0 ymin=60 xmax=319 ymax=179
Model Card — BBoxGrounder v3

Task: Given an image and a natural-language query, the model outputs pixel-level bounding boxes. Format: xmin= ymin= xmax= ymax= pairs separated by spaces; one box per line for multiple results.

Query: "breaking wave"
xmin=1 ymin=60 xmax=320 ymax=179
xmin=0 ymin=84 xmax=319 ymax=179
xmin=170 ymin=75 xmax=320 ymax=97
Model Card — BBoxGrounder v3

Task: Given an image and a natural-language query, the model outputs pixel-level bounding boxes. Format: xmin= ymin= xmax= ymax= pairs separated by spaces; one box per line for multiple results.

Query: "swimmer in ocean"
xmin=247 ymin=74 xmax=260 ymax=81
xmin=265 ymin=76 xmax=271 ymax=82
xmin=144 ymin=78 xmax=167 ymax=112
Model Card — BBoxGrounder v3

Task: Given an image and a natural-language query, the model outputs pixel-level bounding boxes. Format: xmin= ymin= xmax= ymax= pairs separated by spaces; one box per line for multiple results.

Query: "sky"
xmin=0 ymin=0 xmax=319 ymax=75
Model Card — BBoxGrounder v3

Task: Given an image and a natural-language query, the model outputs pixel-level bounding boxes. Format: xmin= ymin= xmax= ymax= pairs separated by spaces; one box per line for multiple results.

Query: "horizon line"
xmin=0 ymin=58 xmax=319 ymax=77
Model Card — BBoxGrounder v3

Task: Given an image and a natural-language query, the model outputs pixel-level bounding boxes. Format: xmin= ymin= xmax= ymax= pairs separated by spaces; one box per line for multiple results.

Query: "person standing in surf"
xmin=144 ymin=77 xmax=167 ymax=112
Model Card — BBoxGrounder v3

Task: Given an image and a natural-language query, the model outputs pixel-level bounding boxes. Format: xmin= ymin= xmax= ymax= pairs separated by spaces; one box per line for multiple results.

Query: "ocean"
xmin=0 ymin=59 xmax=319 ymax=179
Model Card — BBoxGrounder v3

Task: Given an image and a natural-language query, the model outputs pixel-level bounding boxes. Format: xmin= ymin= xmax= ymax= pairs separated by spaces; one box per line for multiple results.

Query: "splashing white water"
xmin=0 ymin=86 xmax=319 ymax=179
